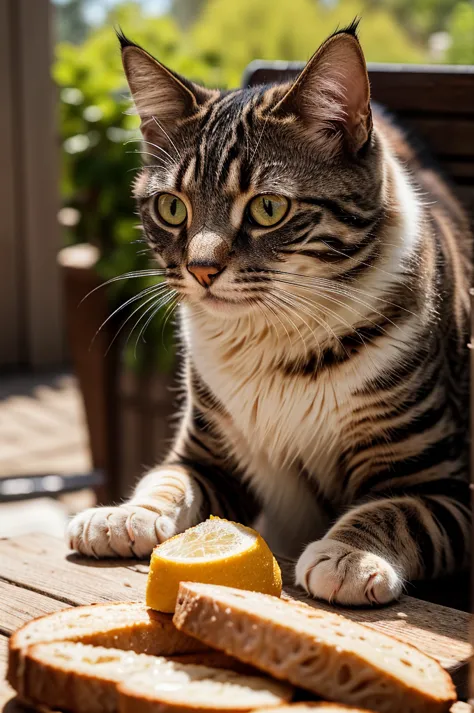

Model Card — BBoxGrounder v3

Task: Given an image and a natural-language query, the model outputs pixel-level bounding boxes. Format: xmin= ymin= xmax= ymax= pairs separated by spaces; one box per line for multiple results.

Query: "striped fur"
xmin=68 ymin=25 xmax=471 ymax=606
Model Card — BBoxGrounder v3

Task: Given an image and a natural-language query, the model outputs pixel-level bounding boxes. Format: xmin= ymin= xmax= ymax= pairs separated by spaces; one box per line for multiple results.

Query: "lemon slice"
xmin=146 ymin=517 xmax=282 ymax=613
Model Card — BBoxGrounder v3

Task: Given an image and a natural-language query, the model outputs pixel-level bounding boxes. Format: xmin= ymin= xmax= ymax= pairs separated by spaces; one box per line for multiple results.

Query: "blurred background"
xmin=1 ymin=0 xmax=473 ymax=540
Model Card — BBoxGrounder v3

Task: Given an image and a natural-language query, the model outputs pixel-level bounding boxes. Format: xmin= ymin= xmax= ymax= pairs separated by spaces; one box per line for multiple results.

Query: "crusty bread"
xmin=19 ymin=642 xmax=142 ymax=713
xmin=17 ymin=641 xmax=292 ymax=713
xmin=118 ymin=658 xmax=293 ymax=713
xmin=250 ymin=705 xmax=373 ymax=713
xmin=173 ymin=583 xmax=456 ymax=713
xmin=169 ymin=651 xmax=260 ymax=676
xmin=8 ymin=601 xmax=207 ymax=690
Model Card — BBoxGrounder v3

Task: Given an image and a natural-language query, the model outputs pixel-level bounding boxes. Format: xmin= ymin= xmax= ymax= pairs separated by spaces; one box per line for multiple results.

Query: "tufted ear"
xmin=118 ymin=32 xmax=213 ymax=142
xmin=273 ymin=21 xmax=372 ymax=157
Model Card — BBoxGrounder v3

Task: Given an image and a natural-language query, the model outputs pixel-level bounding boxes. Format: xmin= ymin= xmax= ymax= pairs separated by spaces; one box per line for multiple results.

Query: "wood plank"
xmin=243 ymin=62 xmax=474 ymax=115
xmin=402 ymin=117 xmax=474 ymax=158
xmin=0 ymin=580 xmax=70 ymax=636
xmin=0 ymin=534 xmax=148 ymax=606
xmin=442 ymin=161 xmax=474 ymax=181
xmin=0 ymin=534 xmax=470 ymax=695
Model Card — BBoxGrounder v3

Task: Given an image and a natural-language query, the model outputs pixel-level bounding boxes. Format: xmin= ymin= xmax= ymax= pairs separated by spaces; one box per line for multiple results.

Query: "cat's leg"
xmin=67 ymin=464 xmax=204 ymax=558
xmin=67 ymin=364 xmax=254 ymax=557
xmin=296 ymin=489 xmax=470 ymax=605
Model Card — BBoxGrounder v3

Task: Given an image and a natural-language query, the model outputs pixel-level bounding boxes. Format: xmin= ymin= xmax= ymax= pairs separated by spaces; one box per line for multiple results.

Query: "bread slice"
xmin=17 ymin=641 xmax=292 ymax=713
xmin=169 ymin=651 xmax=260 ymax=676
xmin=173 ymin=583 xmax=456 ymax=713
xmin=118 ymin=659 xmax=293 ymax=713
xmin=250 ymin=705 xmax=373 ymax=713
xmin=8 ymin=601 xmax=207 ymax=690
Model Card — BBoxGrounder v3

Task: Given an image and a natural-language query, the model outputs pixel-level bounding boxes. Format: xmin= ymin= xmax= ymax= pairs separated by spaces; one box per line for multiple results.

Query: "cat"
xmin=68 ymin=21 xmax=471 ymax=606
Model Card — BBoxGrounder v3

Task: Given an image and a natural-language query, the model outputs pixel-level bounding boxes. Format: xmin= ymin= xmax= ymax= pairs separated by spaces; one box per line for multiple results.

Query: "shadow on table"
xmin=66 ymin=551 xmax=149 ymax=574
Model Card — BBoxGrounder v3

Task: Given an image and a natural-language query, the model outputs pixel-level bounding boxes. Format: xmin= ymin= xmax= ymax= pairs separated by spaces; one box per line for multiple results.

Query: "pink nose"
xmin=187 ymin=263 xmax=223 ymax=287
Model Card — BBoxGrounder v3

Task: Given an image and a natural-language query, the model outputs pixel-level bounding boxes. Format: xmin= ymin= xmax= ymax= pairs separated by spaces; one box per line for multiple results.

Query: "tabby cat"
xmin=68 ymin=22 xmax=471 ymax=606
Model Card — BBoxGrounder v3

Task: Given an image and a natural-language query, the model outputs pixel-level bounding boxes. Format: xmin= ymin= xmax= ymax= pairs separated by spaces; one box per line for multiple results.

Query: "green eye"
xmin=155 ymin=193 xmax=187 ymax=226
xmin=249 ymin=194 xmax=289 ymax=227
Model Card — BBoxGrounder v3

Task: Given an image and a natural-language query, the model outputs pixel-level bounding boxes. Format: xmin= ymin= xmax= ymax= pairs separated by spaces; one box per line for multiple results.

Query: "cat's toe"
xmin=295 ymin=539 xmax=403 ymax=606
xmin=67 ymin=505 xmax=167 ymax=558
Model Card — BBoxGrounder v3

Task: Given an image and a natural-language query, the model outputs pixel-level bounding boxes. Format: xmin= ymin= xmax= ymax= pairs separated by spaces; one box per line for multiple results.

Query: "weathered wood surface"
xmin=0 ymin=372 xmax=90 ymax=481
xmin=0 ymin=534 xmax=471 ymax=711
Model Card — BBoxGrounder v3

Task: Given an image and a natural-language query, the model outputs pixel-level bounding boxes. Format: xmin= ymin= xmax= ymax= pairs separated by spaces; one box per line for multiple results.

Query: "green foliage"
xmin=55 ymin=0 xmax=90 ymax=44
xmin=447 ymin=1 xmax=474 ymax=64
xmin=375 ymin=0 xmax=458 ymax=43
xmin=193 ymin=0 xmax=425 ymax=87
xmin=54 ymin=6 xmax=200 ymax=372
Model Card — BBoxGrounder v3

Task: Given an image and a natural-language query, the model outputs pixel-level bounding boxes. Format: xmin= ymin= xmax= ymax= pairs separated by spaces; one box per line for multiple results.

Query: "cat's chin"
xmin=197 ymin=294 xmax=254 ymax=317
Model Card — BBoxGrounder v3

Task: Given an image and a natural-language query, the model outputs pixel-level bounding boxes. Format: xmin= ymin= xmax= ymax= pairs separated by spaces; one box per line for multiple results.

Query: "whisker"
xmin=272 ymin=288 xmax=352 ymax=361
xmin=133 ymin=290 xmax=177 ymax=358
xmin=265 ymin=293 xmax=307 ymax=356
xmin=126 ymin=149 xmax=175 ymax=167
xmin=152 ymin=117 xmax=181 ymax=161
xmin=270 ymin=290 xmax=335 ymax=356
xmin=261 ymin=296 xmax=293 ymax=348
xmin=161 ymin=295 xmax=181 ymax=346
xmin=103 ymin=287 xmax=171 ymax=356
xmin=79 ymin=269 xmax=166 ymax=305
xmin=266 ymin=269 xmax=417 ymax=317
xmin=269 ymin=290 xmax=318 ymax=350
xmin=90 ymin=283 xmax=167 ymax=348
xmin=127 ymin=164 xmax=169 ymax=174
xmin=250 ymin=115 xmax=270 ymax=164
xmin=125 ymin=137 xmax=177 ymax=166
xmin=272 ymin=278 xmax=397 ymax=335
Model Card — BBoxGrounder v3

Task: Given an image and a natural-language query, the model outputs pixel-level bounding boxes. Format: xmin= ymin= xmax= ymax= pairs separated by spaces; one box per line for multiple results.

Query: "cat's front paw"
xmin=67 ymin=505 xmax=180 ymax=558
xmin=295 ymin=539 xmax=403 ymax=606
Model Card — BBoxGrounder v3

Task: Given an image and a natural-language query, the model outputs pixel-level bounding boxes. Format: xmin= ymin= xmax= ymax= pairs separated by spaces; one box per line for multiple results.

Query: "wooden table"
xmin=0 ymin=534 xmax=471 ymax=712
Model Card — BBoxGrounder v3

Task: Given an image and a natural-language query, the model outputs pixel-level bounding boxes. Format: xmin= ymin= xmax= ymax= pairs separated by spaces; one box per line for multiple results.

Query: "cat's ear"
xmin=118 ymin=32 xmax=212 ymax=141
xmin=273 ymin=21 xmax=371 ymax=156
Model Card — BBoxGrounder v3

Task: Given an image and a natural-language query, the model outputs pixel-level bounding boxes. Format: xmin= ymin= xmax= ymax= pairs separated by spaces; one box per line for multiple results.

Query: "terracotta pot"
xmin=58 ymin=244 xmax=118 ymax=502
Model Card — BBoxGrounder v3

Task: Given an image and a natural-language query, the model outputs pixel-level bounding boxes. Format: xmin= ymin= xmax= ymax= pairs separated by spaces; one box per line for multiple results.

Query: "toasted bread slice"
xmin=173 ymin=583 xmax=456 ymax=713
xmin=17 ymin=641 xmax=292 ymax=713
xmin=8 ymin=601 xmax=206 ymax=690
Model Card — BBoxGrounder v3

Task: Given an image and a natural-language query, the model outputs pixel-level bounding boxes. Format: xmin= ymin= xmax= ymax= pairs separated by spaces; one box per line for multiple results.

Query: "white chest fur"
xmin=182 ymin=309 xmax=356 ymax=534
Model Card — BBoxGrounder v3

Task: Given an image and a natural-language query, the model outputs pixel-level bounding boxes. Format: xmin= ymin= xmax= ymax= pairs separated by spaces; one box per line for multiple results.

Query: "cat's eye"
xmin=155 ymin=193 xmax=187 ymax=227
xmin=248 ymin=194 xmax=289 ymax=227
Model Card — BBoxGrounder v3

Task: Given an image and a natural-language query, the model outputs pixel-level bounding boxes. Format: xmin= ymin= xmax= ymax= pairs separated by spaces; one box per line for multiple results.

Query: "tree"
xmin=192 ymin=0 xmax=425 ymax=88
xmin=171 ymin=0 xmax=207 ymax=29
xmin=368 ymin=0 xmax=459 ymax=43
xmin=54 ymin=0 xmax=91 ymax=44
xmin=447 ymin=1 xmax=474 ymax=64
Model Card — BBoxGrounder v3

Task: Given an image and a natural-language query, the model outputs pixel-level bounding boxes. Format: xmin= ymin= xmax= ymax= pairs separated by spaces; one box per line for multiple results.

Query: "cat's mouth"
xmin=199 ymin=292 xmax=253 ymax=315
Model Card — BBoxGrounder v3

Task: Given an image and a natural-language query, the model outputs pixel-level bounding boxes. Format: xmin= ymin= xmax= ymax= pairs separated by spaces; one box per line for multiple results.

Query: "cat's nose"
xmin=187 ymin=263 xmax=224 ymax=288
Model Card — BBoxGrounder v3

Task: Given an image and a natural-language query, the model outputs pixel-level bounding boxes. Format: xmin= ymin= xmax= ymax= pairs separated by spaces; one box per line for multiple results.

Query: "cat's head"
xmin=121 ymin=23 xmax=385 ymax=319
